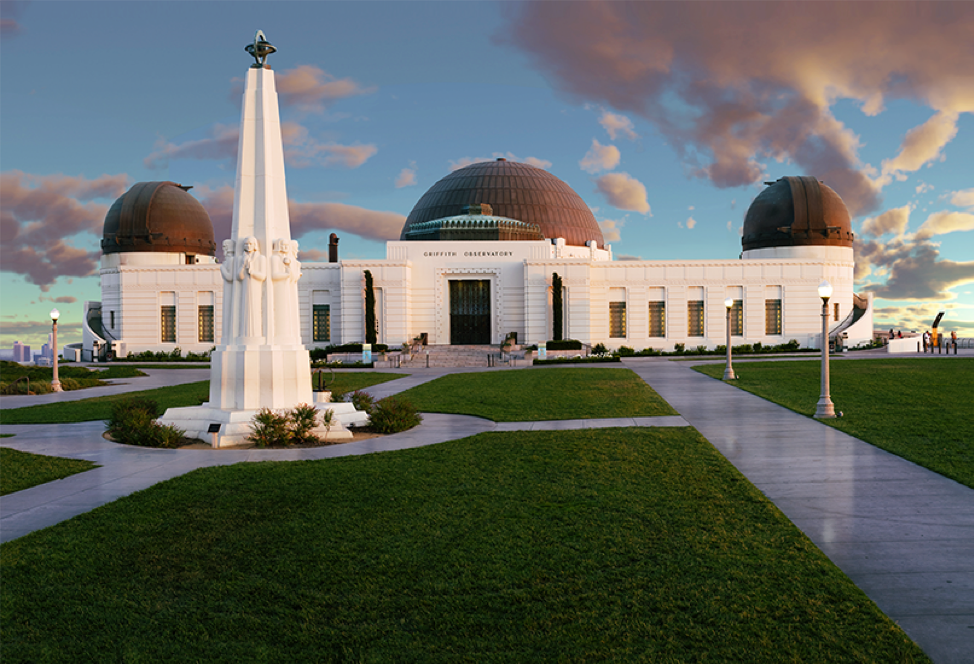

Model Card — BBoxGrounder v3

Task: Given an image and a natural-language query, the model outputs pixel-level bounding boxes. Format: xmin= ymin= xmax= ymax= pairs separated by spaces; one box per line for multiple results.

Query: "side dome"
xmin=742 ymin=176 xmax=853 ymax=252
xmin=401 ymin=159 xmax=605 ymax=248
xmin=101 ymin=181 xmax=216 ymax=256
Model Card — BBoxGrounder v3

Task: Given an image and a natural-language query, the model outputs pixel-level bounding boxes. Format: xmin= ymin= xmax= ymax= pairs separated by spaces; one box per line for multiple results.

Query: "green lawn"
xmin=694 ymin=358 xmax=974 ymax=489
xmin=0 ymin=373 xmax=407 ymax=425
xmin=397 ymin=367 xmax=677 ymax=421
xmin=0 ymin=428 xmax=927 ymax=662
xmin=0 ymin=447 xmax=99 ymax=496
xmin=0 ymin=361 xmax=147 ymax=394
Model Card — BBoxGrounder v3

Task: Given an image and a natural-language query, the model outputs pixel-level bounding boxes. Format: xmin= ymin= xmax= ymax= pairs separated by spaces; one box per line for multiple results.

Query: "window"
xmin=648 ymin=301 xmax=666 ymax=337
xmin=161 ymin=306 xmax=176 ymax=343
xmin=609 ymin=302 xmax=627 ymax=338
xmin=688 ymin=300 xmax=704 ymax=337
xmin=109 ymin=310 xmax=115 ymax=330
xmin=730 ymin=300 xmax=743 ymax=336
xmin=313 ymin=304 xmax=330 ymax=342
xmin=765 ymin=299 xmax=782 ymax=335
xmin=834 ymin=302 xmax=840 ymax=322
xmin=198 ymin=305 xmax=214 ymax=343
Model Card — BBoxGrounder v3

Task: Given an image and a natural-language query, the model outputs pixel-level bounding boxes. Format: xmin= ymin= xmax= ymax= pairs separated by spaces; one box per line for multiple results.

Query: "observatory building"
xmin=83 ymin=163 xmax=873 ymax=360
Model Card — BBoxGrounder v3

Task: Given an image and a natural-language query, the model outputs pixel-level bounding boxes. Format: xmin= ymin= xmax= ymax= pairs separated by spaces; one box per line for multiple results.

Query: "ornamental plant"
xmin=106 ymin=397 xmax=184 ymax=448
xmin=248 ymin=408 xmax=291 ymax=448
xmin=368 ymin=398 xmax=422 ymax=434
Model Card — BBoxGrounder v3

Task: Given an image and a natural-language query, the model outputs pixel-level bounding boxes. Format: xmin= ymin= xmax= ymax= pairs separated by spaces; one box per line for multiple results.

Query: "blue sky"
xmin=3 ymin=1 xmax=973 ymax=349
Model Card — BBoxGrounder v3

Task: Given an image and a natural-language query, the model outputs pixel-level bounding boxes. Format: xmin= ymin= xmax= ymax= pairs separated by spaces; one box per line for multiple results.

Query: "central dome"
xmin=401 ymin=159 xmax=604 ymax=248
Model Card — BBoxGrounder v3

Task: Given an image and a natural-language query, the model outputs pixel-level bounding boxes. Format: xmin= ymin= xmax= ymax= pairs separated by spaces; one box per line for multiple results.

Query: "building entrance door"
xmin=449 ymin=280 xmax=491 ymax=345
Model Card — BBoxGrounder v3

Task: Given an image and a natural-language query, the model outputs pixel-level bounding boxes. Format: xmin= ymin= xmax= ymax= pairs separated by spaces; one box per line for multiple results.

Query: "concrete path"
xmin=2 ymin=357 xmax=972 ymax=662
xmin=623 ymin=357 xmax=974 ymax=664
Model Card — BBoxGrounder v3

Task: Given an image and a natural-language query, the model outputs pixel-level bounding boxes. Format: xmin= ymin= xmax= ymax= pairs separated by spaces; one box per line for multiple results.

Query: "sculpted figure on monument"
xmin=220 ymin=239 xmax=237 ymax=343
xmin=237 ymin=236 xmax=266 ymax=339
xmin=271 ymin=238 xmax=300 ymax=343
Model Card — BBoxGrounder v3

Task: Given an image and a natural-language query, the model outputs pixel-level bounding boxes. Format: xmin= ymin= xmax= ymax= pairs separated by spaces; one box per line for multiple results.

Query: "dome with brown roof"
xmin=401 ymin=159 xmax=604 ymax=248
xmin=742 ymin=176 xmax=853 ymax=252
xmin=101 ymin=181 xmax=216 ymax=256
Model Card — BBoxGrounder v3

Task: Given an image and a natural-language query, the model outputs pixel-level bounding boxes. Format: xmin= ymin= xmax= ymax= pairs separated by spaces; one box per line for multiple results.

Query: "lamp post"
xmin=50 ymin=308 xmax=63 ymax=392
xmin=814 ymin=281 xmax=835 ymax=418
xmin=723 ymin=297 xmax=736 ymax=380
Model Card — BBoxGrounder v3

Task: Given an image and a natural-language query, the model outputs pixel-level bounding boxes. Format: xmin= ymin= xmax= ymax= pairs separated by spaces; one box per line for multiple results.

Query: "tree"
xmin=364 ymin=270 xmax=377 ymax=345
xmin=552 ymin=272 xmax=563 ymax=341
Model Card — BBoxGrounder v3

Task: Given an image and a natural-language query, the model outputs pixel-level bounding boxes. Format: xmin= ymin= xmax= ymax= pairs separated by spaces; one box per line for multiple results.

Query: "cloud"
xmin=0 ymin=320 xmax=83 ymax=348
xmin=915 ymin=182 xmax=934 ymax=195
xmin=145 ymin=122 xmax=377 ymax=171
xmin=860 ymin=205 xmax=911 ymax=238
xmin=275 ymin=65 xmax=376 ymax=112
xmin=505 ymin=2 xmax=974 ymax=217
xmin=296 ymin=248 xmax=330 ymax=262
xmin=0 ymin=0 xmax=26 ymax=37
xmin=449 ymin=152 xmax=552 ymax=172
xmin=914 ymin=211 xmax=974 ymax=240
xmin=878 ymin=111 xmax=959 ymax=185
xmin=395 ymin=162 xmax=418 ymax=188
xmin=1 ymin=171 xmax=128 ymax=289
xmin=598 ymin=218 xmax=624 ymax=242
xmin=950 ymin=188 xmax=974 ymax=210
xmin=594 ymin=172 xmax=651 ymax=214
xmin=615 ymin=254 xmax=643 ymax=261
xmin=579 ymin=139 xmax=621 ymax=174
xmin=686 ymin=216 xmax=697 ymax=229
xmin=193 ymin=184 xmax=404 ymax=244
xmin=599 ymin=110 xmax=638 ymax=140
xmin=872 ymin=303 xmax=973 ymax=333
xmin=39 ymin=295 xmax=78 ymax=304
xmin=857 ymin=236 xmax=974 ymax=301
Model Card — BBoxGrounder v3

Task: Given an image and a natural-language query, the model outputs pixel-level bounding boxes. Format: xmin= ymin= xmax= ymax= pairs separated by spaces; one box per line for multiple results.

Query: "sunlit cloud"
xmin=0 ymin=171 xmax=128 ymax=289
xmin=686 ymin=217 xmax=697 ymax=229
xmin=860 ymin=205 xmax=911 ymax=238
xmin=914 ymin=210 xmax=974 ymax=240
xmin=505 ymin=2 xmax=974 ymax=217
xmin=594 ymin=172 xmax=651 ymax=214
xmin=579 ymin=139 xmax=621 ymax=174
xmin=857 ymin=236 xmax=974 ymax=301
xmin=598 ymin=217 xmax=624 ymax=242
xmin=230 ymin=64 xmax=376 ymax=113
xmin=395 ymin=162 xmax=418 ymax=188
xmin=950 ymin=188 xmax=974 ymax=210
xmin=599 ymin=110 xmax=638 ymax=141
xmin=449 ymin=152 xmax=552 ymax=171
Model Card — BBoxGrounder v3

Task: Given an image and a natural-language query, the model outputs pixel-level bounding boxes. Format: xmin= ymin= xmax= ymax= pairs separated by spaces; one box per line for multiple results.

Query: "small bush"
xmin=289 ymin=403 xmax=321 ymax=445
xmin=369 ymin=398 xmax=422 ymax=434
xmin=546 ymin=339 xmax=581 ymax=351
xmin=348 ymin=390 xmax=376 ymax=414
xmin=615 ymin=346 xmax=636 ymax=357
xmin=674 ymin=343 xmax=686 ymax=354
xmin=106 ymin=397 xmax=184 ymax=448
xmin=592 ymin=343 xmax=609 ymax=357
xmin=248 ymin=408 xmax=291 ymax=448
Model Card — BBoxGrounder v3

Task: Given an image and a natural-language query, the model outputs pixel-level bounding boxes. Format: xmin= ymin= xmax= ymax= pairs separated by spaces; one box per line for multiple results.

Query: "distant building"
xmin=12 ymin=341 xmax=31 ymax=363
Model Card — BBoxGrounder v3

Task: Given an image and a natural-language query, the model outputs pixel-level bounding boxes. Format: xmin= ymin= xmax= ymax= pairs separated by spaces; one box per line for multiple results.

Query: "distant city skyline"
xmin=2 ymin=1 xmax=973 ymax=348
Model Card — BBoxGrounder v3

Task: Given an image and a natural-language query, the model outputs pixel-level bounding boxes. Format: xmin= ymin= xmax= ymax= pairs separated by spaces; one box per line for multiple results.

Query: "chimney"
xmin=329 ymin=233 xmax=339 ymax=263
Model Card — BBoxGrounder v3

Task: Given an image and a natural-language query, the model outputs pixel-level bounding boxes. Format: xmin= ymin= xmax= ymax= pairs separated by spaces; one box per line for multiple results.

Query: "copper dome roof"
xmin=401 ymin=160 xmax=604 ymax=248
xmin=742 ymin=176 xmax=853 ymax=252
xmin=102 ymin=182 xmax=216 ymax=256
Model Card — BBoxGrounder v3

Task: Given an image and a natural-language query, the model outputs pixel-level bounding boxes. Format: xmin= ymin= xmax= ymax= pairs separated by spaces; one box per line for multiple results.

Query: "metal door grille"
xmin=449 ymin=280 xmax=491 ymax=344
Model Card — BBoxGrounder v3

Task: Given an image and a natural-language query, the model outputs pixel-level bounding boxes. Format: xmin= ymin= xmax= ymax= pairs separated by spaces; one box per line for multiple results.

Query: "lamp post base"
xmin=723 ymin=367 xmax=736 ymax=380
xmin=51 ymin=380 xmax=63 ymax=392
xmin=814 ymin=396 xmax=836 ymax=419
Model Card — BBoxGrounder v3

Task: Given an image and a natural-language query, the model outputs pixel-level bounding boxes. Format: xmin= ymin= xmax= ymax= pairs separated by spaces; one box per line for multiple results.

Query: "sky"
xmin=2 ymin=0 xmax=973 ymax=350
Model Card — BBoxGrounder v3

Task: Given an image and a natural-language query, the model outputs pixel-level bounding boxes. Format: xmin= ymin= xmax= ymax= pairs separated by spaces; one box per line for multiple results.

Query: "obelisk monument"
xmin=160 ymin=32 xmax=356 ymax=446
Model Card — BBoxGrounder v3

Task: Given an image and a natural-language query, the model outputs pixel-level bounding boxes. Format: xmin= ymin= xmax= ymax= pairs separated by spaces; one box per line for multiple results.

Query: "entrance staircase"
xmin=399 ymin=344 xmax=527 ymax=368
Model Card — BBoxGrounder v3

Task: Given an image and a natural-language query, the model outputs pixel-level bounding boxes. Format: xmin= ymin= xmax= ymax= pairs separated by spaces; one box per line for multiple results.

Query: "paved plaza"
xmin=1 ymin=357 xmax=972 ymax=663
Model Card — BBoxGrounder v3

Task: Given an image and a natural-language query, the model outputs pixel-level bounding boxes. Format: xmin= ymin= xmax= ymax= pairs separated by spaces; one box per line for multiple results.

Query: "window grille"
xmin=648 ymin=301 xmax=666 ymax=337
xmin=609 ymin=302 xmax=627 ymax=338
xmin=198 ymin=305 xmax=214 ymax=343
xmin=730 ymin=300 xmax=743 ymax=336
xmin=688 ymin=300 xmax=704 ymax=337
xmin=313 ymin=304 xmax=330 ymax=342
xmin=161 ymin=306 xmax=176 ymax=343
xmin=765 ymin=299 xmax=782 ymax=335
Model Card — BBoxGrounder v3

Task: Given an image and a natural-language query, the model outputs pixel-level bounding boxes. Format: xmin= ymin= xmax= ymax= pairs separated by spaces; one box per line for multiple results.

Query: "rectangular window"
xmin=730 ymin=300 xmax=743 ymax=336
xmin=648 ymin=301 xmax=666 ymax=337
xmin=198 ymin=305 xmax=214 ymax=343
xmin=313 ymin=304 xmax=330 ymax=342
xmin=765 ymin=300 xmax=782 ymax=335
xmin=834 ymin=302 xmax=840 ymax=322
xmin=687 ymin=300 xmax=704 ymax=337
xmin=161 ymin=306 xmax=176 ymax=343
xmin=109 ymin=310 xmax=115 ymax=330
xmin=609 ymin=302 xmax=627 ymax=338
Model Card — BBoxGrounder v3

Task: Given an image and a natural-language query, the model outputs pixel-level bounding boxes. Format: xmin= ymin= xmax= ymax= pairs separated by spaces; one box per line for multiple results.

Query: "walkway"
xmin=623 ymin=357 xmax=973 ymax=664
xmin=2 ymin=359 xmax=972 ymax=663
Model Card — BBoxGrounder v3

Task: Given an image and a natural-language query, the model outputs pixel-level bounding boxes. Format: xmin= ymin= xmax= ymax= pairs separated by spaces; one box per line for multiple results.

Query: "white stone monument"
xmin=160 ymin=32 xmax=365 ymax=447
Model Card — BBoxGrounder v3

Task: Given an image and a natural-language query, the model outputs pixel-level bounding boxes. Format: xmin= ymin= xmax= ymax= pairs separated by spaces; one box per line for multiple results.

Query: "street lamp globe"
xmin=818 ymin=280 xmax=833 ymax=301
xmin=50 ymin=308 xmax=60 ymax=321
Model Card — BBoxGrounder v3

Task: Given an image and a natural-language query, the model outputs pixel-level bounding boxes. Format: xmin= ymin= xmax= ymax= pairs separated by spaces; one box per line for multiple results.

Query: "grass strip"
xmin=397 ymin=367 xmax=676 ymax=421
xmin=311 ymin=371 xmax=406 ymax=399
xmin=0 ymin=428 xmax=927 ymax=662
xmin=0 ymin=373 xmax=407 ymax=425
xmin=0 ymin=447 xmax=99 ymax=495
xmin=694 ymin=358 xmax=974 ymax=489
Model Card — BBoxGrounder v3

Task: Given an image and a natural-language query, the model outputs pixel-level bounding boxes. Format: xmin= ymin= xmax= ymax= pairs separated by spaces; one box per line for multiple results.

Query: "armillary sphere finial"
xmin=245 ymin=30 xmax=277 ymax=67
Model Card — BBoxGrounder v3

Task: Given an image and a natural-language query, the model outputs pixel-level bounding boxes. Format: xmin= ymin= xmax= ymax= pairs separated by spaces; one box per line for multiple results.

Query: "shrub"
xmin=546 ymin=339 xmax=582 ymax=351
xmin=637 ymin=347 xmax=662 ymax=356
xmin=369 ymin=398 xmax=422 ymax=434
xmin=752 ymin=342 xmax=763 ymax=353
xmin=106 ymin=397 xmax=184 ymax=448
xmin=248 ymin=408 xmax=291 ymax=448
xmin=289 ymin=403 xmax=321 ymax=445
xmin=348 ymin=390 xmax=377 ymax=414
xmin=592 ymin=343 xmax=609 ymax=357
xmin=615 ymin=346 xmax=636 ymax=357
xmin=674 ymin=343 xmax=686 ymax=354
